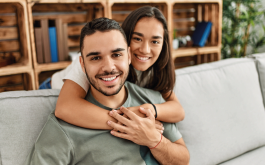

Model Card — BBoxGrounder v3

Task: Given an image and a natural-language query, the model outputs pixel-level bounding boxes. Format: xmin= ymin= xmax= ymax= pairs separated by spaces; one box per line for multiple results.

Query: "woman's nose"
xmin=139 ymin=42 xmax=151 ymax=54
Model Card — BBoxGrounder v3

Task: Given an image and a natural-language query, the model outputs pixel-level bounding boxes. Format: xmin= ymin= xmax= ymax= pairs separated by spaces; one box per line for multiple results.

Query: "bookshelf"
xmin=0 ymin=1 xmax=35 ymax=92
xmin=0 ymin=0 xmax=222 ymax=91
xmin=171 ymin=0 xmax=222 ymax=68
xmin=27 ymin=0 xmax=107 ymax=89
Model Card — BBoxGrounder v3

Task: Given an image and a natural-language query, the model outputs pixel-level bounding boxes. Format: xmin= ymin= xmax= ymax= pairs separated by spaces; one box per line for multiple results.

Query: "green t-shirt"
xmin=24 ymin=82 xmax=182 ymax=165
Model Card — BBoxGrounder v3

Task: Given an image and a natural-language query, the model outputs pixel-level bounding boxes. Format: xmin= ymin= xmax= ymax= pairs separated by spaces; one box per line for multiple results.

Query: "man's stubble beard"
xmin=83 ymin=64 xmax=129 ymax=96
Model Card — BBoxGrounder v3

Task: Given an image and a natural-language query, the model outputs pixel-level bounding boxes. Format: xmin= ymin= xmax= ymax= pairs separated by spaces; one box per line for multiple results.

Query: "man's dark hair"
xmin=80 ymin=17 xmax=127 ymax=56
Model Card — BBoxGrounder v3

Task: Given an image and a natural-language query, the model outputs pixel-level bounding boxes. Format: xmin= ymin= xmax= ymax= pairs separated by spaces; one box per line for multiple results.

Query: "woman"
xmin=54 ymin=6 xmax=184 ymax=130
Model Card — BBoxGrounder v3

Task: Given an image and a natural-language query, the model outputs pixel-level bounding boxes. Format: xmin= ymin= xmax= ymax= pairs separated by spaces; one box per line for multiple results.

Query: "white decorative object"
xmin=173 ymin=39 xmax=179 ymax=50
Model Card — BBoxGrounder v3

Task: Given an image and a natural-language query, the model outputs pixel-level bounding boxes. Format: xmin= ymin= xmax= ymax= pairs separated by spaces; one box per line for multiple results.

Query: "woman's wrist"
xmin=150 ymin=104 xmax=157 ymax=118
xmin=142 ymin=103 xmax=156 ymax=117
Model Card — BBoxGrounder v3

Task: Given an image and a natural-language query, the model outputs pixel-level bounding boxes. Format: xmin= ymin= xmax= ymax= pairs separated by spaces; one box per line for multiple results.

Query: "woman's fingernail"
xmin=109 ymin=111 xmax=113 ymax=116
xmin=107 ymin=121 xmax=111 ymax=125
xmin=140 ymin=107 xmax=144 ymax=110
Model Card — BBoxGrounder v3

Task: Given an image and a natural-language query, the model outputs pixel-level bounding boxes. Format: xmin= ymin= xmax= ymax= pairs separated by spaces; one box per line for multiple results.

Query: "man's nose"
xmin=101 ymin=57 xmax=116 ymax=72
xmin=139 ymin=41 xmax=151 ymax=54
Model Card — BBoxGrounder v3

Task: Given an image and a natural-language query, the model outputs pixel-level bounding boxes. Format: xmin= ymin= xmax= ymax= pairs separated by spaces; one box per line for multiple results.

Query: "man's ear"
xmin=79 ymin=56 xmax=86 ymax=73
xmin=128 ymin=47 xmax=131 ymax=65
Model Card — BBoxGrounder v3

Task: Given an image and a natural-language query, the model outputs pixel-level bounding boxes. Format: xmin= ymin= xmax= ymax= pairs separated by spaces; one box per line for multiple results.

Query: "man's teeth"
xmin=137 ymin=56 xmax=149 ymax=61
xmin=102 ymin=76 xmax=116 ymax=81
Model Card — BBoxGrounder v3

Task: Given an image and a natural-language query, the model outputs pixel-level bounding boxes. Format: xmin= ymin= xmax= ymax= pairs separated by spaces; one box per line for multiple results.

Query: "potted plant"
xmin=222 ymin=0 xmax=265 ymax=58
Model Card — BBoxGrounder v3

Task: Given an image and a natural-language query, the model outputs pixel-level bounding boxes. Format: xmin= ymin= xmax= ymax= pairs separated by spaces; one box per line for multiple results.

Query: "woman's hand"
xmin=113 ymin=106 xmax=163 ymax=133
xmin=155 ymin=120 xmax=164 ymax=134
xmin=127 ymin=104 xmax=155 ymax=117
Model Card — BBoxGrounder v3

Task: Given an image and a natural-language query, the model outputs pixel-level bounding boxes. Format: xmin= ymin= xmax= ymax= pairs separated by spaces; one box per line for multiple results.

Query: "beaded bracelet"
xmin=149 ymin=134 xmax=163 ymax=149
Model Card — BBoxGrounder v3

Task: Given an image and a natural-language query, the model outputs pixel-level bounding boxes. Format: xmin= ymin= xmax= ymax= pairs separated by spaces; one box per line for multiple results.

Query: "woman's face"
xmin=130 ymin=17 xmax=164 ymax=71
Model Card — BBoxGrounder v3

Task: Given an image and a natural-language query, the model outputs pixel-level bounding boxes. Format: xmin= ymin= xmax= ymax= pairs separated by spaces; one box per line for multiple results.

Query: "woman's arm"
xmin=126 ymin=92 xmax=184 ymax=123
xmin=136 ymin=92 xmax=184 ymax=123
xmin=156 ymin=92 xmax=185 ymax=123
xmin=55 ymin=79 xmax=117 ymax=129
xmin=55 ymin=79 xmax=183 ymax=129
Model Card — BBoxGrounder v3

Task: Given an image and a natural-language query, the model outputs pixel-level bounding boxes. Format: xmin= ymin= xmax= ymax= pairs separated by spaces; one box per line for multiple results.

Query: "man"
xmin=24 ymin=17 xmax=189 ymax=165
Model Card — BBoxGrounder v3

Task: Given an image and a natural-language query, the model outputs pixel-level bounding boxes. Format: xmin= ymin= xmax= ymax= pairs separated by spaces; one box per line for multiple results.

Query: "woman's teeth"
xmin=136 ymin=55 xmax=149 ymax=61
xmin=101 ymin=76 xmax=116 ymax=81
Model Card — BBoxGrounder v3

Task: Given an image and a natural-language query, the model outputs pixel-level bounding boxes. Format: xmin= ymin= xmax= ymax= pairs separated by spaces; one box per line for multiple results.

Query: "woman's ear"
xmin=79 ymin=56 xmax=86 ymax=73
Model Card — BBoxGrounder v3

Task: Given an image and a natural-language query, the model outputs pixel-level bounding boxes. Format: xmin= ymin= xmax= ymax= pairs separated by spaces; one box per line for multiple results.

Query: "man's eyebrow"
xmin=86 ymin=52 xmax=100 ymax=57
xmin=133 ymin=32 xmax=162 ymax=39
xmin=112 ymin=48 xmax=125 ymax=52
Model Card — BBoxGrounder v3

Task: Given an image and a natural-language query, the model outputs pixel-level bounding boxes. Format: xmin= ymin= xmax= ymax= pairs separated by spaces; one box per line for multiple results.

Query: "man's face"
xmin=80 ymin=30 xmax=131 ymax=96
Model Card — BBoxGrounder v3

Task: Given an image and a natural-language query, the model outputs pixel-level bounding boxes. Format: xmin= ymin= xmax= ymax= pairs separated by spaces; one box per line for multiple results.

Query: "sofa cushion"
xmin=218 ymin=145 xmax=265 ymax=165
xmin=0 ymin=89 xmax=60 ymax=165
xmin=248 ymin=53 xmax=265 ymax=107
xmin=174 ymin=58 xmax=265 ymax=165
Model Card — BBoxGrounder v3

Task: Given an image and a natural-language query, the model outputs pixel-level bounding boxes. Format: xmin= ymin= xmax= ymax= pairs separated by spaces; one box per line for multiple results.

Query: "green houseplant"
xmin=222 ymin=0 xmax=265 ymax=58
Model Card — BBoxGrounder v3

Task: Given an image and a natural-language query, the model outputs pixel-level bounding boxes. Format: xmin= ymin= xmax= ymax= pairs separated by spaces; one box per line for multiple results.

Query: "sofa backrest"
xmin=174 ymin=58 xmax=265 ymax=165
xmin=1 ymin=57 xmax=265 ymax=165
xmin=0 ymin=90 xmax=59 ymax=165
xmin=249 ymin=53 xmax=265 ymax=107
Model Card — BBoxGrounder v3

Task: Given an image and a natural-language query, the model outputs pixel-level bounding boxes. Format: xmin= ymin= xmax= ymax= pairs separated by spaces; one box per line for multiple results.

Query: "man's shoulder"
xmin=125 ymin=81 xmax=158 ymax=94
xmin=44 ymin=113 xmax=69 ymax=135
xmin=125 ymin=81 xmax=165 ymax=104
xmin=44 ymin=113 xmax=78 ymax=137
xmin=35 ymin=113 xmax=74 ymax=148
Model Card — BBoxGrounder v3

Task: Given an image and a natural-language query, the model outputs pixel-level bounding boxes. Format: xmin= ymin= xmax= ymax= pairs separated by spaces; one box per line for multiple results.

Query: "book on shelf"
xmin=34 ymin=22 xmax=44 ymax=64
xmin=41 ymin=19 xmax=51 ymax=63
xmin=48 ymin=20 xmax=59 ymax=63
xmin=55 ymin=19 xmax=66 ymax=62
xmin=62 ymin=23 xmax=69 ymax=60
xmin=34 ymin=19 xmax=69 ymax=64
xmin=192 ymin=21 xmax=212 ymax=47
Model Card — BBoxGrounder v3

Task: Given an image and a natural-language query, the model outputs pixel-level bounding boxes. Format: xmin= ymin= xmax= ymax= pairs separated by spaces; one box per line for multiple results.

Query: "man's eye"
xmin=113 ymin=53 xmax=121 ymax=57
xmin=91 ymin=56 xmax=100 ymax=60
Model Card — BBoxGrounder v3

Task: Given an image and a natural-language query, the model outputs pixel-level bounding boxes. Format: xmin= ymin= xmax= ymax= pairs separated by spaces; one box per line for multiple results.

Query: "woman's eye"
xmin=152 ymin=40 xmax=160 ymax=44
xmin=91 ymin=56 xmax=100 ymax=60
xmin=133 ymin=37 xmax=141 ymax=41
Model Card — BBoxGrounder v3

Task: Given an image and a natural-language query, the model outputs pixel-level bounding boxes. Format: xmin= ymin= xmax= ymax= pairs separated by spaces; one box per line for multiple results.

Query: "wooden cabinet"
xmin=0 ymin=0 xmax=222 ymax=91
xmin=27 ymin=0 xmax=107 ymax=89
xmin=0 ymin=1 xmax=35 ymax=91
xmin=170 ymin=0 xmax=222 ymax=68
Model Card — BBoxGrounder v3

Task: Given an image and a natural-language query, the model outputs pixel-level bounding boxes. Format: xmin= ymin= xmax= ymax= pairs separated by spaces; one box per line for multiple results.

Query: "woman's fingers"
xmin=107 ymin=120 xmax=128 ymax=133
xmin=155 ymin=120 xmax=164 ymax=134
xmin=109 ymin=109 xmax=131 ymax=127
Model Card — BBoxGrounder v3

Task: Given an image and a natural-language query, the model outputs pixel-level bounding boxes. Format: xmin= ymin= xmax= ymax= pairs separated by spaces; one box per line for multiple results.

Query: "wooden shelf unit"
xmin=0 ymin=1 xmax=35 ymax=92
xmin=27 ymin=0 xmax=107 ymax=89
xmin=0 ymin=0 xmax=222 ymax=91
xmin=170 ymin=0 xmax=222 ymax=68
